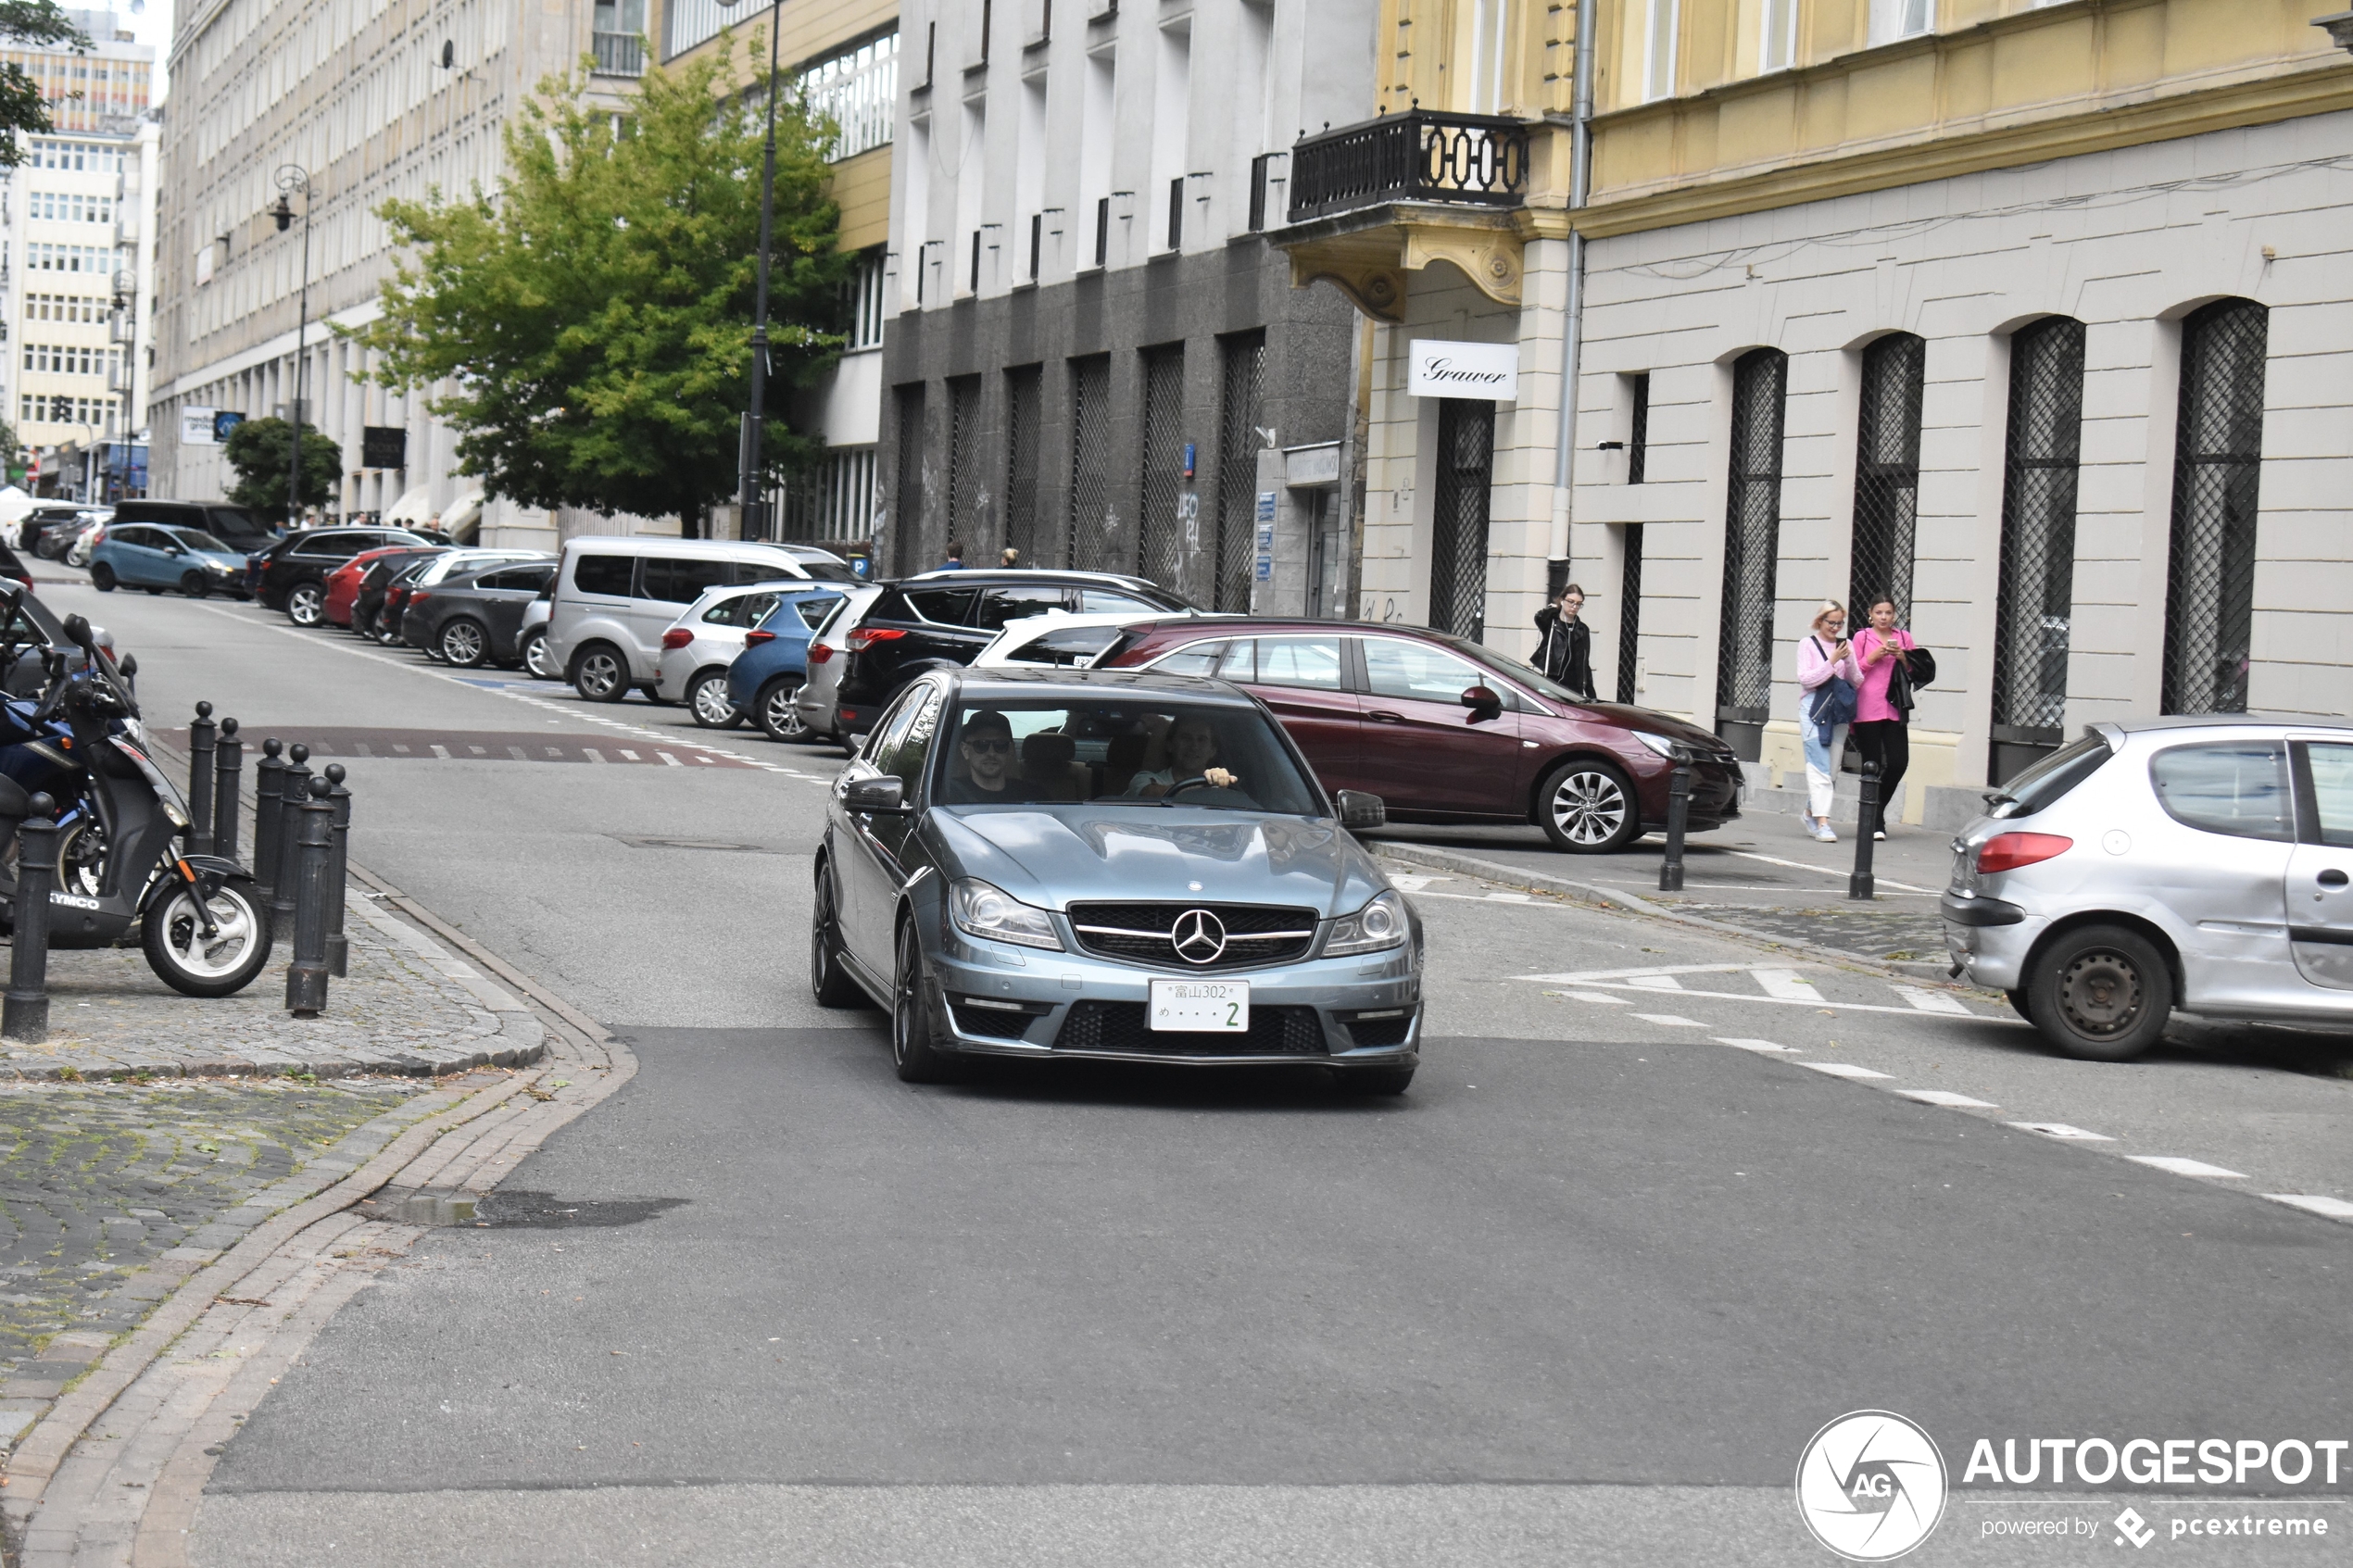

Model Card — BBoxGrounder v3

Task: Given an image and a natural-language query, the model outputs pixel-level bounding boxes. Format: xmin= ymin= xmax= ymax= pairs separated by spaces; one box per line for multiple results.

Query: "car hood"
xmin=930 ymin=806 xmax=1388 ymax=918
xmin=1538 ymin=697 xmax=1724 ymax=749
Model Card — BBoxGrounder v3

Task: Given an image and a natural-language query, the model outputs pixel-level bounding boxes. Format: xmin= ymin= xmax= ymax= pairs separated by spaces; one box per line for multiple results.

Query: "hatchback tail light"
xmin=845 ymin=627 xmax=905 ymax=652
xmin=743 ymin=629 xmax=777 ymax=646
xmin=1977 ymin=833 xmax=2072 ymax=874
xmin=661 ymin=628 xmax=695 ymax=650
xmin=808 ymin=643 xmax=835 ymax=664
xmin=407 ymin=591 xmax=432 ymax=607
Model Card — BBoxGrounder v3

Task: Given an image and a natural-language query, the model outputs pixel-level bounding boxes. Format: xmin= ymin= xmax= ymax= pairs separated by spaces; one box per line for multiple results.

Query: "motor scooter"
xmin=0 ymin=602 xmax=271 ymax=997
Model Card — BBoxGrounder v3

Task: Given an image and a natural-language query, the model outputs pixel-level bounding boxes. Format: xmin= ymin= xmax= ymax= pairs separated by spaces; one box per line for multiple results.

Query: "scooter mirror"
xmin=61 ymin=613 xmax=94 ymax=650
xmin=118 ymin=654 xmax=138 ymax=678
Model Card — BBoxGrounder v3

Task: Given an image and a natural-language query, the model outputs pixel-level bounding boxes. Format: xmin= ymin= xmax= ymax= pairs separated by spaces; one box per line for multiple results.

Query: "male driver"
xmin=942 ymin=710 xmax=1045 ymax=804
xmin=1126 ymin=714 xmax=1239 ymax=797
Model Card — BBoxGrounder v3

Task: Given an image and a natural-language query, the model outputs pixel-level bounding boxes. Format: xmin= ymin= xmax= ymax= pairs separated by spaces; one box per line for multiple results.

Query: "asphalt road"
xmin=53 ymin=582 xmax=2353 ymax=1565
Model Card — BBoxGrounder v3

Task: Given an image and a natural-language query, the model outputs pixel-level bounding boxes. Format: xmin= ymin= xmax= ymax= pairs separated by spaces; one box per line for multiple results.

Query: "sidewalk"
xmin=1363 ymin=809 xmax=1955 ymax=973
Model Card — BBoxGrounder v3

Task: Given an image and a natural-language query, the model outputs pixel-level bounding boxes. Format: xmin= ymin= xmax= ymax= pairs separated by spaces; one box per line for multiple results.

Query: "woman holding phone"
xmin=1796 ymin=602 xmax=1859 ymax=842
xmin=1851 ymin=597 xmax=1919 ymax=841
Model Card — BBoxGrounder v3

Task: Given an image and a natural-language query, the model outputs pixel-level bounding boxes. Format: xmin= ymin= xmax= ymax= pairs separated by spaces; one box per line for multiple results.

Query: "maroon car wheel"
xmin=1536 ymin=759 xmax=1640 ymax=854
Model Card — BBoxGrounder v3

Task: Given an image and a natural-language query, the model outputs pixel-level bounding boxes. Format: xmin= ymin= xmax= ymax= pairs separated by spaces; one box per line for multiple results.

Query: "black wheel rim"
xmin=2058 ymin=949 xmax=2142 ymax=1037
xmin=812 ymin=879 xmax=833 ymax=993
xmin=893 ymin=929 xmax=917 ymax=1066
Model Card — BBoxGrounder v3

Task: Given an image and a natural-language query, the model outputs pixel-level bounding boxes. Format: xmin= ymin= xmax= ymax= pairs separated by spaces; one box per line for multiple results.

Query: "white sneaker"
xmin=1873 ymin=829 xmax=1887 ymax=842
xmin=1809 ymin=821 xmax=1837 ymax=843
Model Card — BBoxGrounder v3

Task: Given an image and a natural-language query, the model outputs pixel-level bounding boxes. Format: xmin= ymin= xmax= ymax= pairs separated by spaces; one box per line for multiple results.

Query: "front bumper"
xmin=927 ymin=926 xmax=1424 ymax=1067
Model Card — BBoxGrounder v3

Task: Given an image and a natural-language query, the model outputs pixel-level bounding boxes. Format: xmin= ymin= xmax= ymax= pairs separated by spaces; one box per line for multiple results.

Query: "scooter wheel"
xmin=142 ymin=881 xmax=273 ymax=998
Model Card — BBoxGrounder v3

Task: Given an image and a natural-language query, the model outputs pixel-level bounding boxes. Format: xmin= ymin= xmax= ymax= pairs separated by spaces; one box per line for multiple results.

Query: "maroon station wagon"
xmin=1099 ymin=618 xmax=1743 ymax=853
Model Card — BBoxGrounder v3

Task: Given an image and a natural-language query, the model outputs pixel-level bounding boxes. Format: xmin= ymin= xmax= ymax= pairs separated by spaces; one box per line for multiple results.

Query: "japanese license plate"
xmin=1149 ymin=978 xmax=1251 ymax=1032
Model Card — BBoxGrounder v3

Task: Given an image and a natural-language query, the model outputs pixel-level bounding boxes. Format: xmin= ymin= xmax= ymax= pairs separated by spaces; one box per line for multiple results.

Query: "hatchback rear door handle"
xmin=2321 ymin=869 xmax=2350 ymax=889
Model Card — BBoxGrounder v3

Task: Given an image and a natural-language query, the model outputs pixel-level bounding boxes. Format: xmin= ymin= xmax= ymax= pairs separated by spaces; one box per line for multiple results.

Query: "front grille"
xmin=1066 ymin=902 xmax=1318 ymax=971
xmin=1055 ymin=1001 xmax=1327 ymax=1057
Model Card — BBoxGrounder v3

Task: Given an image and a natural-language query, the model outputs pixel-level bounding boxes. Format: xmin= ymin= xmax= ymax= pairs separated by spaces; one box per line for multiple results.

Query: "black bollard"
xmin=1848 ymin=760 xmax=1881 ymax=901
xmin=322 ymin=763 xmax=351 ymax=978
xmin=3 ymin=794 xmax=58 ymax=1045
xmin=286 ymin=776 xmax=334 ymax=1018
xmin=272 ymin=744 xmax=311 ymax=930
xmin=1658 ymin=765 xmax=1692 ymax=893
xmin=254 ymin=739 xmax=285 ymax=897
xmin=186 ymin=703 xmax=217 ymax=856
xmin=214 ymin=719 xmax=243 ymax=860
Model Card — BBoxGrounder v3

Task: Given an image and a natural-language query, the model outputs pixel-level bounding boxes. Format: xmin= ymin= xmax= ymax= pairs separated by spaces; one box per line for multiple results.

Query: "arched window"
xmin=1989 ymin=316 xmax=2085 ymax=784
xmin=2161 ymin=298 xmax=2268 ymax=716
xmin=1848 ymin=332 xmax=1926 ymax=625
xmin=1715 ymin=347 xmax=1786 ymax=759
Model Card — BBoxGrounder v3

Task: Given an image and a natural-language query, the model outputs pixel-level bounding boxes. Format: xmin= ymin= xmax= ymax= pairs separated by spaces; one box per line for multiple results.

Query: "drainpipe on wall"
xmin=1545 ymin=0 xmax=1597 ymax=596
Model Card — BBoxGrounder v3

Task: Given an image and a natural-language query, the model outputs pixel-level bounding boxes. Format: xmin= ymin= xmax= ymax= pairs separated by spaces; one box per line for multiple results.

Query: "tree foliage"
xmin=0 ymin=2 xmax=90 ymax=165
xmin=222 ymin=418 xmax=343 ymax=523
xmin=349 ymin=39 xmax=852 ymax=530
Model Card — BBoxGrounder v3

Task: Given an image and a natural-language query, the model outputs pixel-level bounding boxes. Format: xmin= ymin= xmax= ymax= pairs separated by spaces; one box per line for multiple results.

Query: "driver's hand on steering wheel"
xmin=1203 ymin=766 xmax=1238 ymax=789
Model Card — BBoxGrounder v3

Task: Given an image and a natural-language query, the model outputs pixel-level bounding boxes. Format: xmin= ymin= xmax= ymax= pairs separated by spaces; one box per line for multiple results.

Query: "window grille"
xmin=1616 ymin=523 xmax=1645 ymax=704
xmin=1627 ymin=372 xmax=1649 ymax=484
xmin=1429 ymin=398 xmax=1495 ymax=642
xmin=2162 ymin=298 xmax=2268 ymax=717
xmin=1989 ymin=316 xmax=2085 ymax=773
xmin=1848 ymin=332 xmax=1925 ymax=625
xmin=1715 ymin=348 xmax=1785 ymax=757
xmin=946 ymin=374 xmax=985 ymax=549
xmin=1213 ymin=332 xmax=1265 ymax=612
xmin=893 ymin=383 xmax=927 ymax=573
xmin=1003 ymin=365 xmax=1043 ymax=564
xmin=1065 ymin=355 xmax=1113 ymax=571
xmin=1136 ymin=345 xmax=1186 ymax=589
xmin=778 ymin=447 xmax=876 ymax=542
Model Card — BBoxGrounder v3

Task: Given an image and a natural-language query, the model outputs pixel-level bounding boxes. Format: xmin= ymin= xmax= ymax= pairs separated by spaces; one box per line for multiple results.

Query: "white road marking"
xmin=619 ymin=749 xmax=641 ymax=761
xmin=1714 ymin=1037 xmax=1797 ymax=1053
xmin=1724 ymin=847 xmax=1936 ymax=895
xmin=2262 ymin=1194 xmax=2353 ymax=1221
xmin=1895 ymin=1089 xmax=1998 ymax=1109
xmin=1386 ymin=874 xmax=1444 ymax=892
xmin=2006 ymin=1123 xmax=2113 ymax=1141
xmin=1894 ymin=985 xmax=1973 ymax=1016
xmin=1631 ymin=1013 xmax=1705 ymax=1027
xmin=1751 ymin=968 xmax=1823 ymax=1002
xmin=1542 ymin=990 xmax=1629 ymax=1004
xmin=2127 ymin=1156 xmax=2246 ymax=1179
xmin=1483 ymin=891 xmax=1530 ymax=903
xmin=584 ymin=748 xmax=607 ymax=764
xmin=1516 ymin=972 xmax=1999 ymax=1020
xmin=659 ymin=752 xmax=682 ymax=766
xmin=1624 ymin=974 xmax=1682 ymax=990
xmin=1527 ymin=962 xmax=1770 ymax=984
xmin=429 ymin=744 xmax=451 ymax=759
xmin=1799 ymin=1061 xmax=1893 ymax=1080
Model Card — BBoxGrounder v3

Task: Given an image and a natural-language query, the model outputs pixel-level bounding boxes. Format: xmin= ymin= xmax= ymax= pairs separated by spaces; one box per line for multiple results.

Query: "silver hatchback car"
xmin=1942 ymin=717 xmax=2353 ymax=1060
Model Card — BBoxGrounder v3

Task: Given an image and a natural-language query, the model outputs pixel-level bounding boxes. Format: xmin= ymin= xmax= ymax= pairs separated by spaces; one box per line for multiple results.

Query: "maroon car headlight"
xmin=1631 ymin=731 xmax=1702 ymax=765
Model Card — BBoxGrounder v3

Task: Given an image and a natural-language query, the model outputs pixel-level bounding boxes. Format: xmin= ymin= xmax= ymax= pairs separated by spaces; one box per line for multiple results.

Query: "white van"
xmin=546 ymin=536 xmax=855 ymax=702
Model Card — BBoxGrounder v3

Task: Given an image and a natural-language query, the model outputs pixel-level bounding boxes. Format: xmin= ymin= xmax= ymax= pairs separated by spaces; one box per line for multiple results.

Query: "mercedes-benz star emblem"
xmin=1170 ymin=909 xmax=1227 ymax=965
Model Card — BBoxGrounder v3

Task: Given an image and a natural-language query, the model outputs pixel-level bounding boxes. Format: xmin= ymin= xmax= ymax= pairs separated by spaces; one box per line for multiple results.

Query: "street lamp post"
xmin=269 ymin=166 xmax=314 ymax=529
xmin=719 ymin=0 xmax=786 ymax=541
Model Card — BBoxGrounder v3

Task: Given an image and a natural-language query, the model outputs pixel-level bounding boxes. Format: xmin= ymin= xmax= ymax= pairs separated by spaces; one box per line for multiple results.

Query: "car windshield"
xmin=937 ymin=697 xmax=1323 ymax=815
xmin=170 ymin=530 xmax=232 ymax=553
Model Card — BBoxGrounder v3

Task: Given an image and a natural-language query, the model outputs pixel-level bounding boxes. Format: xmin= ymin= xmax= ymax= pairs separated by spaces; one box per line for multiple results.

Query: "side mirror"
xmin=1461 ymin=684 xmax=1503 ymax=719
xmin=1335 ymin=789 xmax=1387 ymax=830
xmin=118 ymin=654 xmax=138 ymax=678
xmin=844 ymin=774 xmax=909 ymax=814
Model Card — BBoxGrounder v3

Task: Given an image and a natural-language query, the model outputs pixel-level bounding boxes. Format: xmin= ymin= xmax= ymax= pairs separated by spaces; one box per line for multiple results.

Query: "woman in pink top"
xmin=1851 ymin=598 xmax=1919 ymax=840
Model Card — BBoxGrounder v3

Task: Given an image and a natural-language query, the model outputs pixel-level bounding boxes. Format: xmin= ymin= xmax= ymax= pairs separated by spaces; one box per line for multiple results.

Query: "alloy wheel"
xmin=440 ymin=620 xmax=487 ymax=667
xmin=892 ymin=925 xmax=919 ymax=1070
xmin=575 ymin=648 xmax=625 ymax=701
xmin=1548 ymin=769 xmax=1629 ymax=847
xmin=522 ymin=632 xmax=555 ymax=679
xmin=761 ymin=680 xmax=808 ymax=741
xmin=288 ymin=583 xmax=325 ymax=626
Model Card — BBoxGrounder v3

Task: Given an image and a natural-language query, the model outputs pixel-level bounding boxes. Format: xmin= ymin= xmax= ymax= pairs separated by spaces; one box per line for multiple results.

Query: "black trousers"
xmin=1850 ymin=719 xmax=1910 ymax=825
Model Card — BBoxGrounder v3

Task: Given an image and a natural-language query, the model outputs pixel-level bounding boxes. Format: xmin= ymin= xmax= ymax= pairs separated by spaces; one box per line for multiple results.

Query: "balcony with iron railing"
xmin=1285 ymin=109 xmax=1529 ymax=224
xmin=592 ymin=31 xmax=646 ymax=77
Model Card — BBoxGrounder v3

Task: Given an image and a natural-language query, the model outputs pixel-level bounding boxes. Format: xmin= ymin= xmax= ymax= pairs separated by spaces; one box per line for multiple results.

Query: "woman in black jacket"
xmin=1531 ymin=583 xmax=1596 ymax=700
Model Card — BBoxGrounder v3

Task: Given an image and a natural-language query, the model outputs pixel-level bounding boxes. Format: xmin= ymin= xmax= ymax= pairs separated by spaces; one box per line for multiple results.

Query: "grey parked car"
xmin=1942 ymin=716 xmax=2353 ymax=1060
xmin=812 ymin=668 xmax=1422 ymax=1089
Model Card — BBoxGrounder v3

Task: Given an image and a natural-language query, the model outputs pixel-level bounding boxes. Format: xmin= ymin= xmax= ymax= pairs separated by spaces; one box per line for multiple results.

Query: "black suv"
xmin=108 ymin=501 xmax=280 ymax=558
xmin=254 ymin=526 xmax=433 ymax=623
xmin=831 ymin=571 xmax=1189 ymax=733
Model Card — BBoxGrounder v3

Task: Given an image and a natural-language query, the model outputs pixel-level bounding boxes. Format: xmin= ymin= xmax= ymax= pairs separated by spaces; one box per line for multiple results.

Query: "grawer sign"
xmin=1406 ymin=339 xmax=1518 ymax=401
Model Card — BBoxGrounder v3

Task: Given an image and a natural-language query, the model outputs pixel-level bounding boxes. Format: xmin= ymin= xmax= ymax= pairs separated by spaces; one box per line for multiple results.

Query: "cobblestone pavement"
xmin=0 ymin=892 xmax=543 ymax=1082
xmin=1633 ymin=895 xmax=1950 ymax=963
xmin=0 ymin=1077 xmax=433 ymax=1445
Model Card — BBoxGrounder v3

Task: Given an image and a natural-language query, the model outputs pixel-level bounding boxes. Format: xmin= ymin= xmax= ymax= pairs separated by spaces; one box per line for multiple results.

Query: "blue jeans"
xmin=1802 ymin=722 xmax=1849 ymax=819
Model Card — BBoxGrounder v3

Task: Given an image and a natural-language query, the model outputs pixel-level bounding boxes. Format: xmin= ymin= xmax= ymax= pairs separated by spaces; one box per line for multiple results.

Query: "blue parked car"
xmin=90 ymin=521 xmax=253 ymax=599
xmin=725 ymin=585 xmax=855 ymax=741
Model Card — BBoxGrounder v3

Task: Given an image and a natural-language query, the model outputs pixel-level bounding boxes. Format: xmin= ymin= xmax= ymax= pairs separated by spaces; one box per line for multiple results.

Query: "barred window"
xmin=1616 ymin=523 xmax=1644 ymax=705
xmin=945 ymin=374 xmax=985 ymax=552
xmin=1990 ymin=316 xmax=2085 ymax=780
xmin=1136 ymin=345 xmax=1186 ymax=592
xmin=1065 ymin=356 xmax=1113 ymax=572
xmin=1214 ymin=332 xmax=1265 ymax=612
xmin=1429 ymin=399 xmax=1496 ymax=642
xmin=1847 ymin=332 xmax=1924 ymax=625
xmin=892 ymin=383 xmax=926 ymax=573
xmin=1714 ymin=347 xmax=1786 ymax=759
xmin=2161 ymin=298 xmax=2268 ymax=717
xmin=1002 ymin=365 xmax=1042 ymax=564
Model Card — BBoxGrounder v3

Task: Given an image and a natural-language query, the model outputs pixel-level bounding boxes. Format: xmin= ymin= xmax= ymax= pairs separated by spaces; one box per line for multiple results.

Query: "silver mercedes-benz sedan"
xmin=1942 ymin=716 xmax=2353 ymax=1060
xmin=811 ymin=667 xmax=1424 ymax=1090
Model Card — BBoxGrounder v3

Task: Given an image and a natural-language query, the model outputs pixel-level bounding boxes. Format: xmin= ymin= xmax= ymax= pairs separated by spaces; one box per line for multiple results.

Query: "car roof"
xmin=560 ymin=535 xmax=812 ymax=559
xmin=900 ymin=568 xmax=1164 ymax=591
xmin=2106 ymin=715 xmax=2353 ymax=737
xmin=946 ymin=666 xmax=1262 ymax=704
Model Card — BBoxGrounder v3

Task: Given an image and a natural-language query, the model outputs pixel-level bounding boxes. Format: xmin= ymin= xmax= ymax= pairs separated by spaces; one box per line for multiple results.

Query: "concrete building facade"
xmin=875 ymin=0 xmax=1376 ymax=605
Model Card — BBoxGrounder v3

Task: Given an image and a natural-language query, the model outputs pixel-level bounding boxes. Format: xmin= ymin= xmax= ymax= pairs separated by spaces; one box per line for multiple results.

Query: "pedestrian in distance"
xmin=1531 ymin=583 xmax=1597 ymax=701
xmin=1851 ymin=596 xmax=1919 ymax=842
xmin=1796 ymin=601 xmax=1859 ymax=843
xmin=937 ymin=539 xmax=966 ymax=571
xmin=1000 ymin=546 xmax=1022 ymax=569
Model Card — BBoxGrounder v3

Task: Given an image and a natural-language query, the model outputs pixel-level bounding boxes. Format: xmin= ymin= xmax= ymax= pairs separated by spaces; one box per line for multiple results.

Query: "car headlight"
xmin=1632 ymin=731 xmax=1700 ymax=763
xmin=1325 ymin=890 xmax=1408 ymax=956
xmin=205 ymin=559 xmax=237 ymax=573
xmin=950 ymin=878 xmax=1063 ymax=950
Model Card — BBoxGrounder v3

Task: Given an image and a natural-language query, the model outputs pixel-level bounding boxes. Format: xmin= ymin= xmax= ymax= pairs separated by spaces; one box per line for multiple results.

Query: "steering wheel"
xmin=1164 ymin=774 xmax=1227 ymax=798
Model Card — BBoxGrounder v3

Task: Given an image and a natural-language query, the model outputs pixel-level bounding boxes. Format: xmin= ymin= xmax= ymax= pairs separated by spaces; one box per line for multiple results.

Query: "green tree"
xmin=0 ymin=416 xmax=19 ymax=475
xmin=350 ymin=37 xmax=852 ymax=533
xmin=0 ymin=2 xmax=90 ymax=165
xmin=222 ymin=418 xmax=343 ymax=524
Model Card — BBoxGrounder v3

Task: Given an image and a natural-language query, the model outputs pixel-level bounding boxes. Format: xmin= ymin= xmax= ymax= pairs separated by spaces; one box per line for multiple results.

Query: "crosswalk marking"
xmin=2007 ymin=1123 xmax=2113 ymax=1141
xmin=1894 ymin=985 xmax=1972 ymax=1016
xmin=1632 ymin=1013 xmax=1705 ymax=1027
xmin=1896 ymin=1089 xmax=1998 ymax=1109
xmin=1752 ymin=968 xmax=1823 ymax=1002
xmin=2127 ymin=1156 xmax=2246 ymax=1179
xmin=1515 ymin=961 xmax=2000 ymax=1021
xmin=1800 ymin=1061 xmax=1892 ymax=1080
xmin=1714 ymin=1037 xmax=1797 ymax=1053
xmin=2264 ymin=1194 xmax=2353 ymax=1221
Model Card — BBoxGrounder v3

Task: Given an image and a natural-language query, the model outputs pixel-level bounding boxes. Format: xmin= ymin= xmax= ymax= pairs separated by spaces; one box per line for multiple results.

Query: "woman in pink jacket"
xmin=1796 ymin=602 xmax=1859 ymax=842
xmin=1852 ymin=597 xmax=1919 ymax=841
